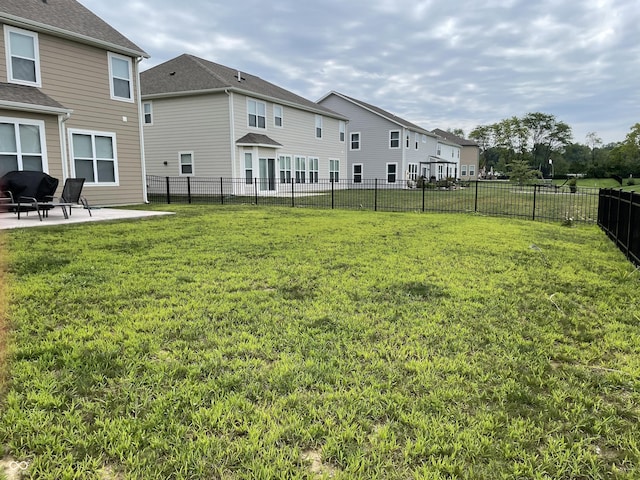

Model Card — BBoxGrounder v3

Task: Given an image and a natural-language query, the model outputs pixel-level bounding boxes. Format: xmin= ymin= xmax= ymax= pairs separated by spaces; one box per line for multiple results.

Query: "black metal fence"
xmin=147 ymin=175 xmax=600 ymax=224
xmin=598 ymin=188 xmax=640 ymax=267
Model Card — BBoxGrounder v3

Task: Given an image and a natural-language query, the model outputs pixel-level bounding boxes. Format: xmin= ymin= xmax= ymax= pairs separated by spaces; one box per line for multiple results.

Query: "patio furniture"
xmin=51 ymin=178 xmax=92 ymax=217
xmin=0 ymin=170 xmax=60 ymax=221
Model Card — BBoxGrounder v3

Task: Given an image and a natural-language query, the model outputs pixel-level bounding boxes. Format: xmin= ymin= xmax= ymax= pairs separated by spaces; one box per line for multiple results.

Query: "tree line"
xmin=463 ymin=113 xmax=640 ymax=180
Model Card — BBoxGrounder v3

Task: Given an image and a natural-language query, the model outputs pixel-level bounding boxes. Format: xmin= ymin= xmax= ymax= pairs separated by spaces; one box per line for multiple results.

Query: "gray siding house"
xmin=317 ymin=91 xmax=440 ymax=185
xmin=432 ymin=129 xmax=480 ymax=181
xmin=0 ymin=0 xmax=149 ymax=206
xmin=141 ymin=54 xmax=348 ymax=195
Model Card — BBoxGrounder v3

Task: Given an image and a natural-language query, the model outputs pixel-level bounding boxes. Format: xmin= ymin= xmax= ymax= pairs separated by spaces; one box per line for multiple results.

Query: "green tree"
xmin=507 ymin=159 xmax=540 ymax=185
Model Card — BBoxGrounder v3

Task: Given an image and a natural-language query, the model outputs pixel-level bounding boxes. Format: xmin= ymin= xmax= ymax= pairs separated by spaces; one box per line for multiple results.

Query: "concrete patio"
xmin=0 ymin=205 xmax=173 ymax=230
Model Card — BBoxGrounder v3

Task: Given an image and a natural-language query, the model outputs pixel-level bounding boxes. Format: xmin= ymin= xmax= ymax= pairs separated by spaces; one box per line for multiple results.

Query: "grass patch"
xmin=1 ymin=206 xmax=639 ymax=478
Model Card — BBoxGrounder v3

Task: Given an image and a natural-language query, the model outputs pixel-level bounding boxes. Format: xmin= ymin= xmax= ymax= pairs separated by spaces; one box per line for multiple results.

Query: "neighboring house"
xmin=432 ymin=129 xmax=480 ymax=181
xmin=433 ymin=136 xmax=461 ymax=181
xmin=317 ymin=91 xmax=440 ymax=186
xmin=141 ymin=54 xmax=348 ymax=195
xmin=0 ymin=0 xmax=149 ymax=205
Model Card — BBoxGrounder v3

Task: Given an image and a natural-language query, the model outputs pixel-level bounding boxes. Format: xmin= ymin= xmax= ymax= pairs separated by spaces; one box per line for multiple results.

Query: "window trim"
xmin=329 ymin=159 xmax=340 ymax=183
xmin=108 ymin=52 xmax=134 ymax=102
xmin=469 ymin=164 xmax=476 ymax=177
xmin=415 ymin=133 xmax=419 ymax=150
xmin=352 ymin=163 xmax=363 ymax=184
xmin=279 ymin=154 xmax=292 ymax=184
xmin=315 ymin=115 xmax=323 ymax=139
xmin=273 ymin=104 xmax=283 ymax=128
xmin=350 ymin=132 xmax=361 ymax=151
xmin=247 ymin=98 xmax=267 ymax=129
xmin=339 ymin=121 xmax=345 ymax=142
xmin=461 ymin=164 xmax=468 ymax=176
xmin=0 ymin=116 xmax=48 ymax=173
xmin=308 ymin=156 xmax=319 ymax=184
xmin=294 ymin=155 xmax=306 ymax=183
xmin=4 ymin=26 xmax=41 ymax=87
xmin=68 ymin=128 xmax=119 ymax=186
xmin=245 ymin=152 xmax=253 ymax=185
xmin=179 ymin=151 xmax=194 ymax=176
xmin=142 ymin=102 xmax=153 ymax=125
xmin=389 ymin=130 xmax=400 ymax=149
xmin=386 ymin=162 xmax=398 ymax=184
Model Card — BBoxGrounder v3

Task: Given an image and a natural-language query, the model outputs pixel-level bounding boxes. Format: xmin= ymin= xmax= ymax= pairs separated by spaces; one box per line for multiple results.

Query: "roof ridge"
xmin=183 ymin=54 xmax=232 ymax=86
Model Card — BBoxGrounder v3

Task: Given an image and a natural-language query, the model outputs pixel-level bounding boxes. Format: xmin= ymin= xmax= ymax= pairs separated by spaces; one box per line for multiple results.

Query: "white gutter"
xmin=58 ymin=111 xmax=72 ymax=181
xmin=0 ymin=14 xmax=148 ymax=59
xmin=0 ymin=100 xmax=72 ymax=116
xmin=135 ymin=57 xmax=149 ymax=203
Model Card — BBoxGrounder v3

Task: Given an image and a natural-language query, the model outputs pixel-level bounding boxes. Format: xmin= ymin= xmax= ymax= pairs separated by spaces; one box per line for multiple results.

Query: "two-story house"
xmin=0 ymin=0 xmax=148 ymax=206
xmin=432 ymin=129 xmax=479 ymax=181
xmin=432 ymin=136 xmax=461 ymax=181
xmin=317 ymin=91 xmax=440 ymax=186
xmin=141 ymin=54 xmax=348 ymax=195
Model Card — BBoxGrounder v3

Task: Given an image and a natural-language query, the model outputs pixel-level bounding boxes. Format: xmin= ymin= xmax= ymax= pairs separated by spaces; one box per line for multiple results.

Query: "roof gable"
xmin=320 ymin=91 xmax=436 ymax=137
xmin=432 ymin=128 xmax=478 ymax=147
xmin=0 ymin=0 xmax=147 ymax=57
xmin=141 ymin=54 xmax=346 ymax=119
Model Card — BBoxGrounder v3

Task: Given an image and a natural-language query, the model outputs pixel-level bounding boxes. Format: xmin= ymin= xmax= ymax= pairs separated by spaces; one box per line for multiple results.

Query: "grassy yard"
xmin=0 ymin=206 xmax=639 ymax=479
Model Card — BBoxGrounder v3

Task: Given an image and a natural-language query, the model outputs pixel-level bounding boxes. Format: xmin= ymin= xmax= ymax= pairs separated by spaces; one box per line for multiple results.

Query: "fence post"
xmin=626 ymin=191 xmax=632 ymax=259
xmin=218 ymin=177 xmax=223 ymax=205
xmin=532 ymin=184 xmax=537 ymax=221
xmin=187 ymin=176 xmax=192 ymax=204
xmin=422 ymin=179 xmax=426 ymax=212
xmin=165 ymin=176 xmax=171 ymax=204
xmin=254 ymin=177 xmax=258 ymax=205
xmin=474 ymin=180 xmax=479 ymax=213
xmin=291 ymin=177 xmax=295 ymax=207
xmin=374 ymin=178 xmax=378 ymax=212
xmin=331 ymin=178 xmax=335 ymax=209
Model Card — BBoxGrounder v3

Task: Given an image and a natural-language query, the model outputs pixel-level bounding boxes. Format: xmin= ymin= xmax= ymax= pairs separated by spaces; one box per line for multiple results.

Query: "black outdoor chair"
xmin=0 ymin=170 xmax=59 ymax=220
xmin=52 ymin=178 xmax=92 ymax=217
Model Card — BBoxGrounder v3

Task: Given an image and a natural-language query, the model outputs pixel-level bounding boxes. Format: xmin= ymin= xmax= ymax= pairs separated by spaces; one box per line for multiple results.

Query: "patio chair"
xmin=0 ymin=170 xmax=59 ymax=220
xmin=51 ymin=178 xmax=92 ymax=217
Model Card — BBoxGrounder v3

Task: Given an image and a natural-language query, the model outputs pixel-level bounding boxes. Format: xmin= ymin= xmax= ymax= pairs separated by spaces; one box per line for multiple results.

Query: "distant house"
xmin=140 ymin=54 xmax=348 ymax=195
xmin=433 ymin=136 xmax=461 ymax=181
xmin=317 ymin=91 xmax=440 ymax=185
xmin=0 ymin=0 xmax=149 ymax=205
xmin=432 ymin=129 xmax=480 ymax=181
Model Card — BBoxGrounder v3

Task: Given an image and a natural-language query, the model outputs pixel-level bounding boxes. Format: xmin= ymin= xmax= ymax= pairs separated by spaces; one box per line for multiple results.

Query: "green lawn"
xmin=1 ymin=206 xmax=639 ymax=479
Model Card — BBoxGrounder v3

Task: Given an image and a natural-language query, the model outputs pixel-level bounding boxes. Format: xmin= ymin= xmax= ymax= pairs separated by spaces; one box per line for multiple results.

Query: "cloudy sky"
xmin=83 ymin=0 xmax=638 ymax=145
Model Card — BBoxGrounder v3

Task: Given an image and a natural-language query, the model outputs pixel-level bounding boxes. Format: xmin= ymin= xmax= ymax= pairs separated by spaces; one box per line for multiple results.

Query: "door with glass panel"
xmin=259 ymin=158 xmax=276 ymax=191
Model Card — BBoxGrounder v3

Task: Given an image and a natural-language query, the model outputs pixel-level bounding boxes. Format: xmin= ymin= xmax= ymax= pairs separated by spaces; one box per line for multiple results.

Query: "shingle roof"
xmin=0 ymin=82 xmax=69 ymax=112
xmin=0 ymin=0 xmax=147 ymax=57
xmin=141 ymin=54 xmax=347 ymax=119
xmin=432 ymin=128 xmax=479 ymax=147
xmin=322 ymin=91 xmax=436 ymax=136
xmin=236 ymin=133 xmax=282 ymax=147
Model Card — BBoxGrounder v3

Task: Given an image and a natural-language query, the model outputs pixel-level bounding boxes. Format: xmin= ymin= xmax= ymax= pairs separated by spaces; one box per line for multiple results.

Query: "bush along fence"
xmin=147 ymin=175 xmax=600 ymax=224
xmin=598 ymin=188 xmax=640 ymax=267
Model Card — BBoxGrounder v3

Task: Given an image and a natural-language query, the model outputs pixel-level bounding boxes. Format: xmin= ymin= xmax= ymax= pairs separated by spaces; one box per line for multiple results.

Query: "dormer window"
xmin=4 ymin=26 xmax=41 ymax=87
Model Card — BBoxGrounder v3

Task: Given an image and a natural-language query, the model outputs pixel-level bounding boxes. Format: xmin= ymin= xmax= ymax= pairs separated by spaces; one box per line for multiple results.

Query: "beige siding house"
xmin=0 ymin=0 xmax=148 ymax=206
xmin=141 ymin=54 xmax=348 ymax=195
xmin=432 ymin=129 xmax=480 ymax=181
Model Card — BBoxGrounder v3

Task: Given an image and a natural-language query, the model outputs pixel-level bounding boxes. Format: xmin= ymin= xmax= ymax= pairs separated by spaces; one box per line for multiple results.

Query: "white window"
xmin=469 ymin=165 xmax=476 ymax=176
xmin=389 ymin=130 xmax=400 ymax=149
xmin=274 ymin=105 xmax=283 ymax=127
xmin=353 ymin=164 xmax=363 ymax=183
xmin=329 ymin=159 xmax=339 ymax=182
xmin=387 ymin=163 xmax=397 ymax=183
xmin=248 ymin=99 xmax=266 ymax=129
xmin=350 ymin=132 xmax=361 ymax=151
xmin=4 ymin=26 xmax=40 ymax=86
xmin=315 ymin=115 xmax=323 ymax=138
xmin=279 ymin=155 xmax=292 ymax=183
xmin=339 ymin=121 xmax=345 ymax=142
xmin=415 ymin=133 xmax=419 ymax=150
xmin=406 ymin=133 xmax=410 ymax=148
xmin=70 ymin=130 xmax=118 ymax=185
xmin=461 ymin=164 xmax=467 ymax=176
xmin=308 ymin=157 xmax=319 ymax=183
xmin=245 ymin=152 xmax=253 ymax=184
xmin=0 ymin=117 xmax=47 ymax=176
xmin=422 ymin=134 xmax=427 ymax=143
xmin=108 ymin=52 xmax=133 ymax=102
xmin=408 ymin=163 xmax=418 ymax=182
xmin=295 ymin=156 xmax=306 ymax=183
xmin=179 ymin=151 xmax=194 ymax=176
xmin=142 ymin=102 xmax=153 ymax=125
xmin=437 ymin=146 xmax=441 ymax=156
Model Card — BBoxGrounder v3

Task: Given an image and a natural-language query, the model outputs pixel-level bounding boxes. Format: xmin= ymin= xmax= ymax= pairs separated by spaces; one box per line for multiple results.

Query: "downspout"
xmin=225 ymin=89 xmax=237 ymax=191
xmin=135 ymin=57 xmax=149 ymax=203
xmin=402 ymin=128 xmax=407 ymax=185
xmin=58 ymin=111 xmax=72 ymax=180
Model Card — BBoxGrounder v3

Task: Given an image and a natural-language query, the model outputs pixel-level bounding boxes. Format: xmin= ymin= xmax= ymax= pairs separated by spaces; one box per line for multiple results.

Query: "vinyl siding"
xmin=143 ymin=93 xmax=232 ymax=178
xmin=460 ymin=145 xmax=480 ymax=179
xmin=0 ymin=25 xmax=145 ymax=205
xmin=232 ymin=92 xmax=346 ymax=186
